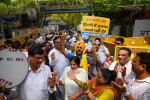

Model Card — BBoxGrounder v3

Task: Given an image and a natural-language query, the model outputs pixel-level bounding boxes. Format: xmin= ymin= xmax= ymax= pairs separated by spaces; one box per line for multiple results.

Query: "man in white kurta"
xmin=109 ymin=47 xmax=132 ymax=80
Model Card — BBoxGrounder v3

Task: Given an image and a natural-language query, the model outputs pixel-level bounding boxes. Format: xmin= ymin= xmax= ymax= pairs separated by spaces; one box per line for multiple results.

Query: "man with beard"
xmin=109 ymin=47 xmax=132 ymax=80
xmin=61 ymin=36 xmax=97 ymax=75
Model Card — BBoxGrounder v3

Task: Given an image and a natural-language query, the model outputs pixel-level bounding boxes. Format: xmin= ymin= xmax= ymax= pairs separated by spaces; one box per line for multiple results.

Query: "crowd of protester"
xmin=0 ymin=30 xmax=150 ymax=100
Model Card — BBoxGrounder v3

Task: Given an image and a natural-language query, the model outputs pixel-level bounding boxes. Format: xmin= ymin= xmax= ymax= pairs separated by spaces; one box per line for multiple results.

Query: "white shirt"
xmin=109 ymin=61 xmax=132 ymax=80
xmin=121 ymin=72 xmax=150 ymax=100
xmin=48 ymin=48 xmax=70 ymax=81
xmin=7 ymin=64 xmax=56 ymax=100
xmin=98 ymin=45 xmax=109 ymax=55
xmin=35 ymin=36 xmax=44 ymax=43
xmin=92 ymin=62 xmax=110 ymax=77
xmin=60 ymin=66 xmax=88 ymax=100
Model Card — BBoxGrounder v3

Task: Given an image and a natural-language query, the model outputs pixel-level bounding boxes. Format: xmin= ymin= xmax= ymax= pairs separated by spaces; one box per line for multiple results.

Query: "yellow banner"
xmin=81 ymin=16 xmax=110 ymax=37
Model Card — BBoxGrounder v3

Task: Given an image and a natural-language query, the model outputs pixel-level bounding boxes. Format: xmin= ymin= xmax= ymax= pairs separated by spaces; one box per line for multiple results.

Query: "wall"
xmin=111 ymin=25 xmax=120 ymax=36
xmin=11 ymin=28 xmax=49 ymax=38
xmin=133 ymin=19 xmax=150 ymax=37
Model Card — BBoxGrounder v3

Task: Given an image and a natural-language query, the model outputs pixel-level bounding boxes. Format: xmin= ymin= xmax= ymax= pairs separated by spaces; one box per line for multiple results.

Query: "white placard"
xmin=0 ymin=48 xmax=29 ymax=88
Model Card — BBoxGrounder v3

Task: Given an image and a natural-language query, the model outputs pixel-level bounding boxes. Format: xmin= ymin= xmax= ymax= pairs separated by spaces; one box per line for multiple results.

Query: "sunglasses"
xmin=87 ymin=52 xmax=92 ymax=54
xmin=115 ymin=42 xmax=121 ymax=45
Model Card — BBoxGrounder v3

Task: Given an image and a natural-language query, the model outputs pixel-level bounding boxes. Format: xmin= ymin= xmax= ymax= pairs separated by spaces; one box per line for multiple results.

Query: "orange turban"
xmin=74 ymin=41 xmax=85 ymax=51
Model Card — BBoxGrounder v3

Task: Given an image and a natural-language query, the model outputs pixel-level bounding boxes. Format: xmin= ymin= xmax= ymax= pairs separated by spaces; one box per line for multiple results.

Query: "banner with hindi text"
xmin=81 ymin=16 xmax=110 ymax=37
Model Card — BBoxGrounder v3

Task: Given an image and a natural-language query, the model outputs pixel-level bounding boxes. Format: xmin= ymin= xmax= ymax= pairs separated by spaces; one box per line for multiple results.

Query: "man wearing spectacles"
xmin=5 ymin=45 xmax=56 ymax=100
xmin=48 ymin=36 xmax=70 ymax=100
xmin=110 ymin=37 xmax=125 ymax=64
xmin=111 ymin=37 xmax=124 ymax=57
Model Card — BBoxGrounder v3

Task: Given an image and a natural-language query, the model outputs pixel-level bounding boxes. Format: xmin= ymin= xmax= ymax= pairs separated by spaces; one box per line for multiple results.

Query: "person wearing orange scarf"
xmin=61 ymin=36 xmax=97 ymax=75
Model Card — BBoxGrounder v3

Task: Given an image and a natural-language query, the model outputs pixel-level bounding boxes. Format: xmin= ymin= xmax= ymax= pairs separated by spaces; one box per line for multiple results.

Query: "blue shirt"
xmin=66 ymin=52 xmax=92 ymax=65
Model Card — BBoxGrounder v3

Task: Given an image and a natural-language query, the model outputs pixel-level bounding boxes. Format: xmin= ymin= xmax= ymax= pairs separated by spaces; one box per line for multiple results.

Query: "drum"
xmin=0 ymin=48 xmax=28 ymax=88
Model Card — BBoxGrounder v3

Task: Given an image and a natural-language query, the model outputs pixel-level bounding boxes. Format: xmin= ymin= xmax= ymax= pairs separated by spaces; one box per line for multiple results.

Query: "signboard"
xmin=0 ymin=48 xmax=28 ymax=88
xmin=27 ymin=8 xmax=37 ymax=18
xmin=2 ymin=15 xmax=21 ymax=29
xmin=27 ymin=8 xmax=39 ymax=28
xmin=81 ymin=16 xmax=110 ymax=37
xmin=39 ymin=1 xmax=92 ymax=13
xmin=133 ymin=19 xmax=150 ymax=37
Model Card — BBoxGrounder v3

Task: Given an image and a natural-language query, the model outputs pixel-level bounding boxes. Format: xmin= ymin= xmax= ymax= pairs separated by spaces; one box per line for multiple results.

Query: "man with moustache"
xmin=4 ymin=45 xmax=56 ymax=100
xmin=61 ymin=36 xmax=97 ymax=75
xmin=48 ymin=36 xmax=69 ymax=100
xmin=109 ymin=47 xmax=132 ymax=80
xmin=111 ymin=52 xmax=150 ymax=100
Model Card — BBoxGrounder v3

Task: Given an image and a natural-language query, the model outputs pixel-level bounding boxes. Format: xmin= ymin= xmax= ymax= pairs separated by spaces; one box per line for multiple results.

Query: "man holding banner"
xmin=3 ymin=45 xmax=56 ymax=100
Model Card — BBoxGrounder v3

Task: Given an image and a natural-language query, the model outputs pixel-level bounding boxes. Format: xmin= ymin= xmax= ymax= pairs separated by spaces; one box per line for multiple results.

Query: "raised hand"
xmin=67 ymin=71 xmax=76 ymax=81
xmin=91 ymin=45 xmax=96 ymax=53
xmin=61 ymin=33 xmax=66 ymax=40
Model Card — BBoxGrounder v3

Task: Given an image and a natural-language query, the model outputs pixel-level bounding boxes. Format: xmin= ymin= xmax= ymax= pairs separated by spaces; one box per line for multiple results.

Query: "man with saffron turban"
xmin=61 ymin=35 xmax=97 ymax=75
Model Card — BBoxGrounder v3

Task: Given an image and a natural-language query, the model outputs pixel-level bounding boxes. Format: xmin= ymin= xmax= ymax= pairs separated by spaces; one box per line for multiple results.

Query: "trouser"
xmin=55 ymin=85 xmax=65 ymax=100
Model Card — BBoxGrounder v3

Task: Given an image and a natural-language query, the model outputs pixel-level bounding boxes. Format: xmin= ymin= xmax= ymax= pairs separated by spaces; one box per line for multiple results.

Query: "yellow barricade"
xmin=125 ymin=36 xmax=150 ymax=47
xmin=91 ymin=35 xmax=150 ymax=57
xmin=0 ymin=31 xmax=38 ymax=46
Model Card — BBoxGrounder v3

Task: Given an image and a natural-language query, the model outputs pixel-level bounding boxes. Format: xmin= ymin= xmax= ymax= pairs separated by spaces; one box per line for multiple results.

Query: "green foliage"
xmin=0 ymin=0 xmax=11 ymax=5
xmin=51 ymin=13 xmax=88 ymax=26
xmin=0 ymin=0 xmax=36 ymax=15
xmin=0 ymin=3 xmax=7 ymax=14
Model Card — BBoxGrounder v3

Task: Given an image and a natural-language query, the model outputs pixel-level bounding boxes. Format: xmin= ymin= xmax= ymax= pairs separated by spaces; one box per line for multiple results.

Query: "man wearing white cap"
xmin=83 ymin=35 xmax=89 ymax=47
xmin=47 ymin=34 xmax=54 ymax=47
xmin=68 ymin=42 xmax=75 ymax=54
xmin=84 ymin=44 xmax=93 ymax=58
xmin=65 ymin=35 xmax=71 ymax=50
xmin=35 ymin=33 xmax=44 ymax=43
xmin=94 ymin=38 xmax=109 ymax=55
xmin=69 ymin=37 xmax=76 ymax=43
xmin=88 ymin=53 xmax=110 ymax=79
